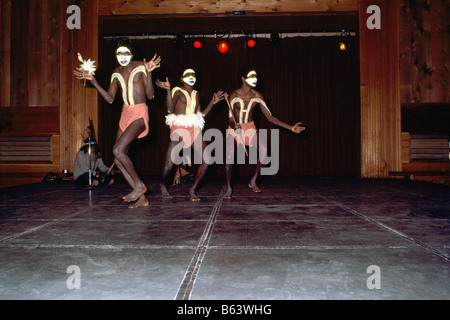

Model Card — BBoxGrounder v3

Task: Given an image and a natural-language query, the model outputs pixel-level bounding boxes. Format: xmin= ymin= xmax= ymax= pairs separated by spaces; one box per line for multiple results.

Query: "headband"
xmin=116 ymin=46 xmax=132 ymax=54
xmin=183 ymin=69 xmax=195 ymax=76
xmin=246 ymin=70 xmax=257 ymax=78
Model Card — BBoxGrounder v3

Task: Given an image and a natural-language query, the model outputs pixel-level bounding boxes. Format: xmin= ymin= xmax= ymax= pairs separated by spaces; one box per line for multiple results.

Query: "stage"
xmin=0 ymin=176 xmax=448 ymax=300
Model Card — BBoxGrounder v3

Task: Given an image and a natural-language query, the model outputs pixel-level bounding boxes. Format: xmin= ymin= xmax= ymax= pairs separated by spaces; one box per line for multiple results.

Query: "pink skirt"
xmin=227 ymin=121 xmax=257 ymax=147
xmin=170 ymin=125 xmax=201 ymax=149
xmin=119 ymin=103 xmax=149 ymax=139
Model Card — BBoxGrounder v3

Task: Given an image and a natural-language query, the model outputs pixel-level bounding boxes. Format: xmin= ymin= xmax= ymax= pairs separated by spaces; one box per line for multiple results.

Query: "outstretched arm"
xmin=201 ymin=91 xmax=225 ymax=116
xmin=74 ymin=70 xmax=118 ymax=104
xmin=143 ymin=54 xmax=161 ymax=100
xmin=258 ymin=97 xmax=305 ymax=134
xmin=155 ymin=77 xmax=174 ymax=113
xmin=267 ymin=114 xmax=305 ymax=133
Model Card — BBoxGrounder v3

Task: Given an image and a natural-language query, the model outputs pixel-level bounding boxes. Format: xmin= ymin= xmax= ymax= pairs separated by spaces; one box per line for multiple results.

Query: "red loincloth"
xmin=119 ymin=103 xmax=149 ymax=139
xmin=170 ymin=125 xmax=201 ymax=149
xmin=227 ymin=121 xmax=257 ymax=147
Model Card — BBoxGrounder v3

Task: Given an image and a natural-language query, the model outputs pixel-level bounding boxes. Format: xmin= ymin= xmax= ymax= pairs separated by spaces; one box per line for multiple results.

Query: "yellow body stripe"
xmin=111 ymin=65 xmax=147 ymax=106
xmin=111 ymin=73 xmax=128 ymax=105
xmin=230 ymin=97 xmax=271 ymax=123
xmin=230 ymin=98 xmax=244 ymax=123
xmin=128 ymin=66 xmax=147 ymax=106
xmin=172 ymin=87 xmax=197 ymax=114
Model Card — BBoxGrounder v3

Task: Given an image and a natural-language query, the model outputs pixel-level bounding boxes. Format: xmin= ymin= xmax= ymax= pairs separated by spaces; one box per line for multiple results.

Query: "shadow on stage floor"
xmin=0 ymin=175 xmax=449 ymax=300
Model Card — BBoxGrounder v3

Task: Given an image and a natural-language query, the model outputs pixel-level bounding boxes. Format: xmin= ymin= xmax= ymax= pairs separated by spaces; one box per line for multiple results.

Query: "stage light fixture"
xmin=217 ymin=40 xmax=229 ymax=55
xmin=174 ymin=34 xmax=185 ymax=48
xmin=193 ymin=38 xmax=204 ymax=49
xmin=271 ymin=32 xmax=282 ymax=47
xmin=339 ymin=30 xmax=351 ymax=51
xmin=245 ymin=34 xmax=256 ymax=48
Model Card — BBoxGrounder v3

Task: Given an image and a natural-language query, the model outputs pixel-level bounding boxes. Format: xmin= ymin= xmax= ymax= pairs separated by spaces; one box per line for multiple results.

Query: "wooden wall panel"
xmin=400 ymin=0 xmax=450 ymax=103
xmin=6 ymin=0 xmax=60 ymax=107
xmin=9 ymin=0 xmax=29 ymax=106
xmin=359 ymin=0 xmax=402 ymax=177
xmin=60 ymin=0 xmax=99 ymax=172
xmin=0 ymin=0 xmax=11 ymax=107
xmin=430 ymin=0 xmax=450 ymax=102
xmin=0 ymin=107 xmax=59 ymax=135
xmin=0 ymin=0 xmax=61 ymax=176
xmin=399 ymin=0 xmax=413 ymax=103
xmin=98 ymin=0 xmax=358 ymax=16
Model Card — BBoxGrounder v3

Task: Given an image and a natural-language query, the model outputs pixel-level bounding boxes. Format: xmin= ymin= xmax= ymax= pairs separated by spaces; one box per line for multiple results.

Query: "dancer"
xmin=156 ymin=68 xmax=224 ymax=201
xmin=74 ymin=38 xmax=161 ymax=208
xmin=225 ymin=68 xmax=305 ymax=199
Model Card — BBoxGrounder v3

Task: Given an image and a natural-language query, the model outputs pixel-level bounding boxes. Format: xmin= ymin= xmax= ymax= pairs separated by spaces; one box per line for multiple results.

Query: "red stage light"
xmin=218 ymin=41 xmax=229 ymax=54
xmin=247 ymin=39 xmax=256 ymax=48
xmin=194 ymin=40 xmax=202 ymax=49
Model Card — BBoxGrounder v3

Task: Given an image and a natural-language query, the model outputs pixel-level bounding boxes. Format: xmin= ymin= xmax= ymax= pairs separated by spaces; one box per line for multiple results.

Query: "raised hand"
xmin=291 ymin=122 xmax=306 ymax=134
xmin=212 ymin=91 xmax=225 ymax=104
xmin=143 ymin=54 xmax=161 ymax=72
xmin=73 ymin=69 xmax=94 ymax=81
xmin=156 ymin=77 xmax=171 ymax=90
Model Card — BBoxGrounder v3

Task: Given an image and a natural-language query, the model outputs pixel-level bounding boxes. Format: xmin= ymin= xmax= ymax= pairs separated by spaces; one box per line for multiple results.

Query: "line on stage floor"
xmin=319 ymin=195 xmax=450 ymax=262
xmin=174 ymin=187 xmax=226 ymax=300
xmin=363 ymin=181 xmax=449 ymax=201
xmin=0 ymin=243 xmax=411 ymax=251
xmin=0 ymin=207 xmax=94 ymax=244
xmin=0 ymin=243 xmax=198 ymax=250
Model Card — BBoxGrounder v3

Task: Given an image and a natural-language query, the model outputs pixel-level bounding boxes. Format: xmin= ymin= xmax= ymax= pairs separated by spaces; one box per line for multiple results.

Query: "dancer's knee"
xmin=161 ymin=163 xmax=174 ymax=178
xmin=203 ymin=152 xmax=211 ymax=165
xmin=226 ymin=145 xmax=235 ymax=164
xmin=112 ymin=145 xmax=125 ymax=159
xmin=258 ymin=143 xmax=267 ymax=161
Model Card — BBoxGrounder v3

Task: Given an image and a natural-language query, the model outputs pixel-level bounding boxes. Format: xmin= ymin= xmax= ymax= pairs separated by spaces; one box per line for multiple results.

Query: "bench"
xmin=390 ymin=133 xmax=449 ymax=185
xmin=0 ymin=107 xmax=60 ymax=185
xmin=0 ymin=135 xmax=53 ymax=163
xmin=410 ymin=134 xmax=449 ymax=161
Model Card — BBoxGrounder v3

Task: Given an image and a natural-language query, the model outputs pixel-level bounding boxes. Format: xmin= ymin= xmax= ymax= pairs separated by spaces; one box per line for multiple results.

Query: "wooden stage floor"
xmin=0 ymin=176 xmax=449 ymax=301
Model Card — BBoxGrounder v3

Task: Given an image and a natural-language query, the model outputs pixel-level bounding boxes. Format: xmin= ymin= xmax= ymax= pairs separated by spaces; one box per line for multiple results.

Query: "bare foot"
xmin=160 ymin=184 xmax=173 ymax=199
xmin=248 ymin=181 xmax=262 ymax=193
xmin=123 ymin=184 xmax=147 ymax=202
xmin=128 ymin=195 xmax=149 ymax=209
xmin=224 ymin=187 xmax=233 ymax=199
xmin=189 ymin=189 xmax=200 ymax=202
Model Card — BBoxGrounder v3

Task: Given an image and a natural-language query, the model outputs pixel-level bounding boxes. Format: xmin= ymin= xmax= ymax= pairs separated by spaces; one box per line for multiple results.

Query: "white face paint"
xmin=245 ymin=70 xmax=258 ymax=87
xmin=182 ymin=69 xmax=196 ymax=86
xmin=116 ymin=46 xmax=132 ymax=66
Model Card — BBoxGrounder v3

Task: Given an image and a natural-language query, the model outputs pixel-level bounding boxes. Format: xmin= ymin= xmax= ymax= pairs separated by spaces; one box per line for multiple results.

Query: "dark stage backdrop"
xmin=97 ymin=36 xmax=360 ymax=178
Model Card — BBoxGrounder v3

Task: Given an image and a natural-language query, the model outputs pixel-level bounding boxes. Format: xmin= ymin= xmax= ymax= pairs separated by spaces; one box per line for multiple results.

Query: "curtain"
xmin=99 ymin=35 xmax=360 ymax=177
